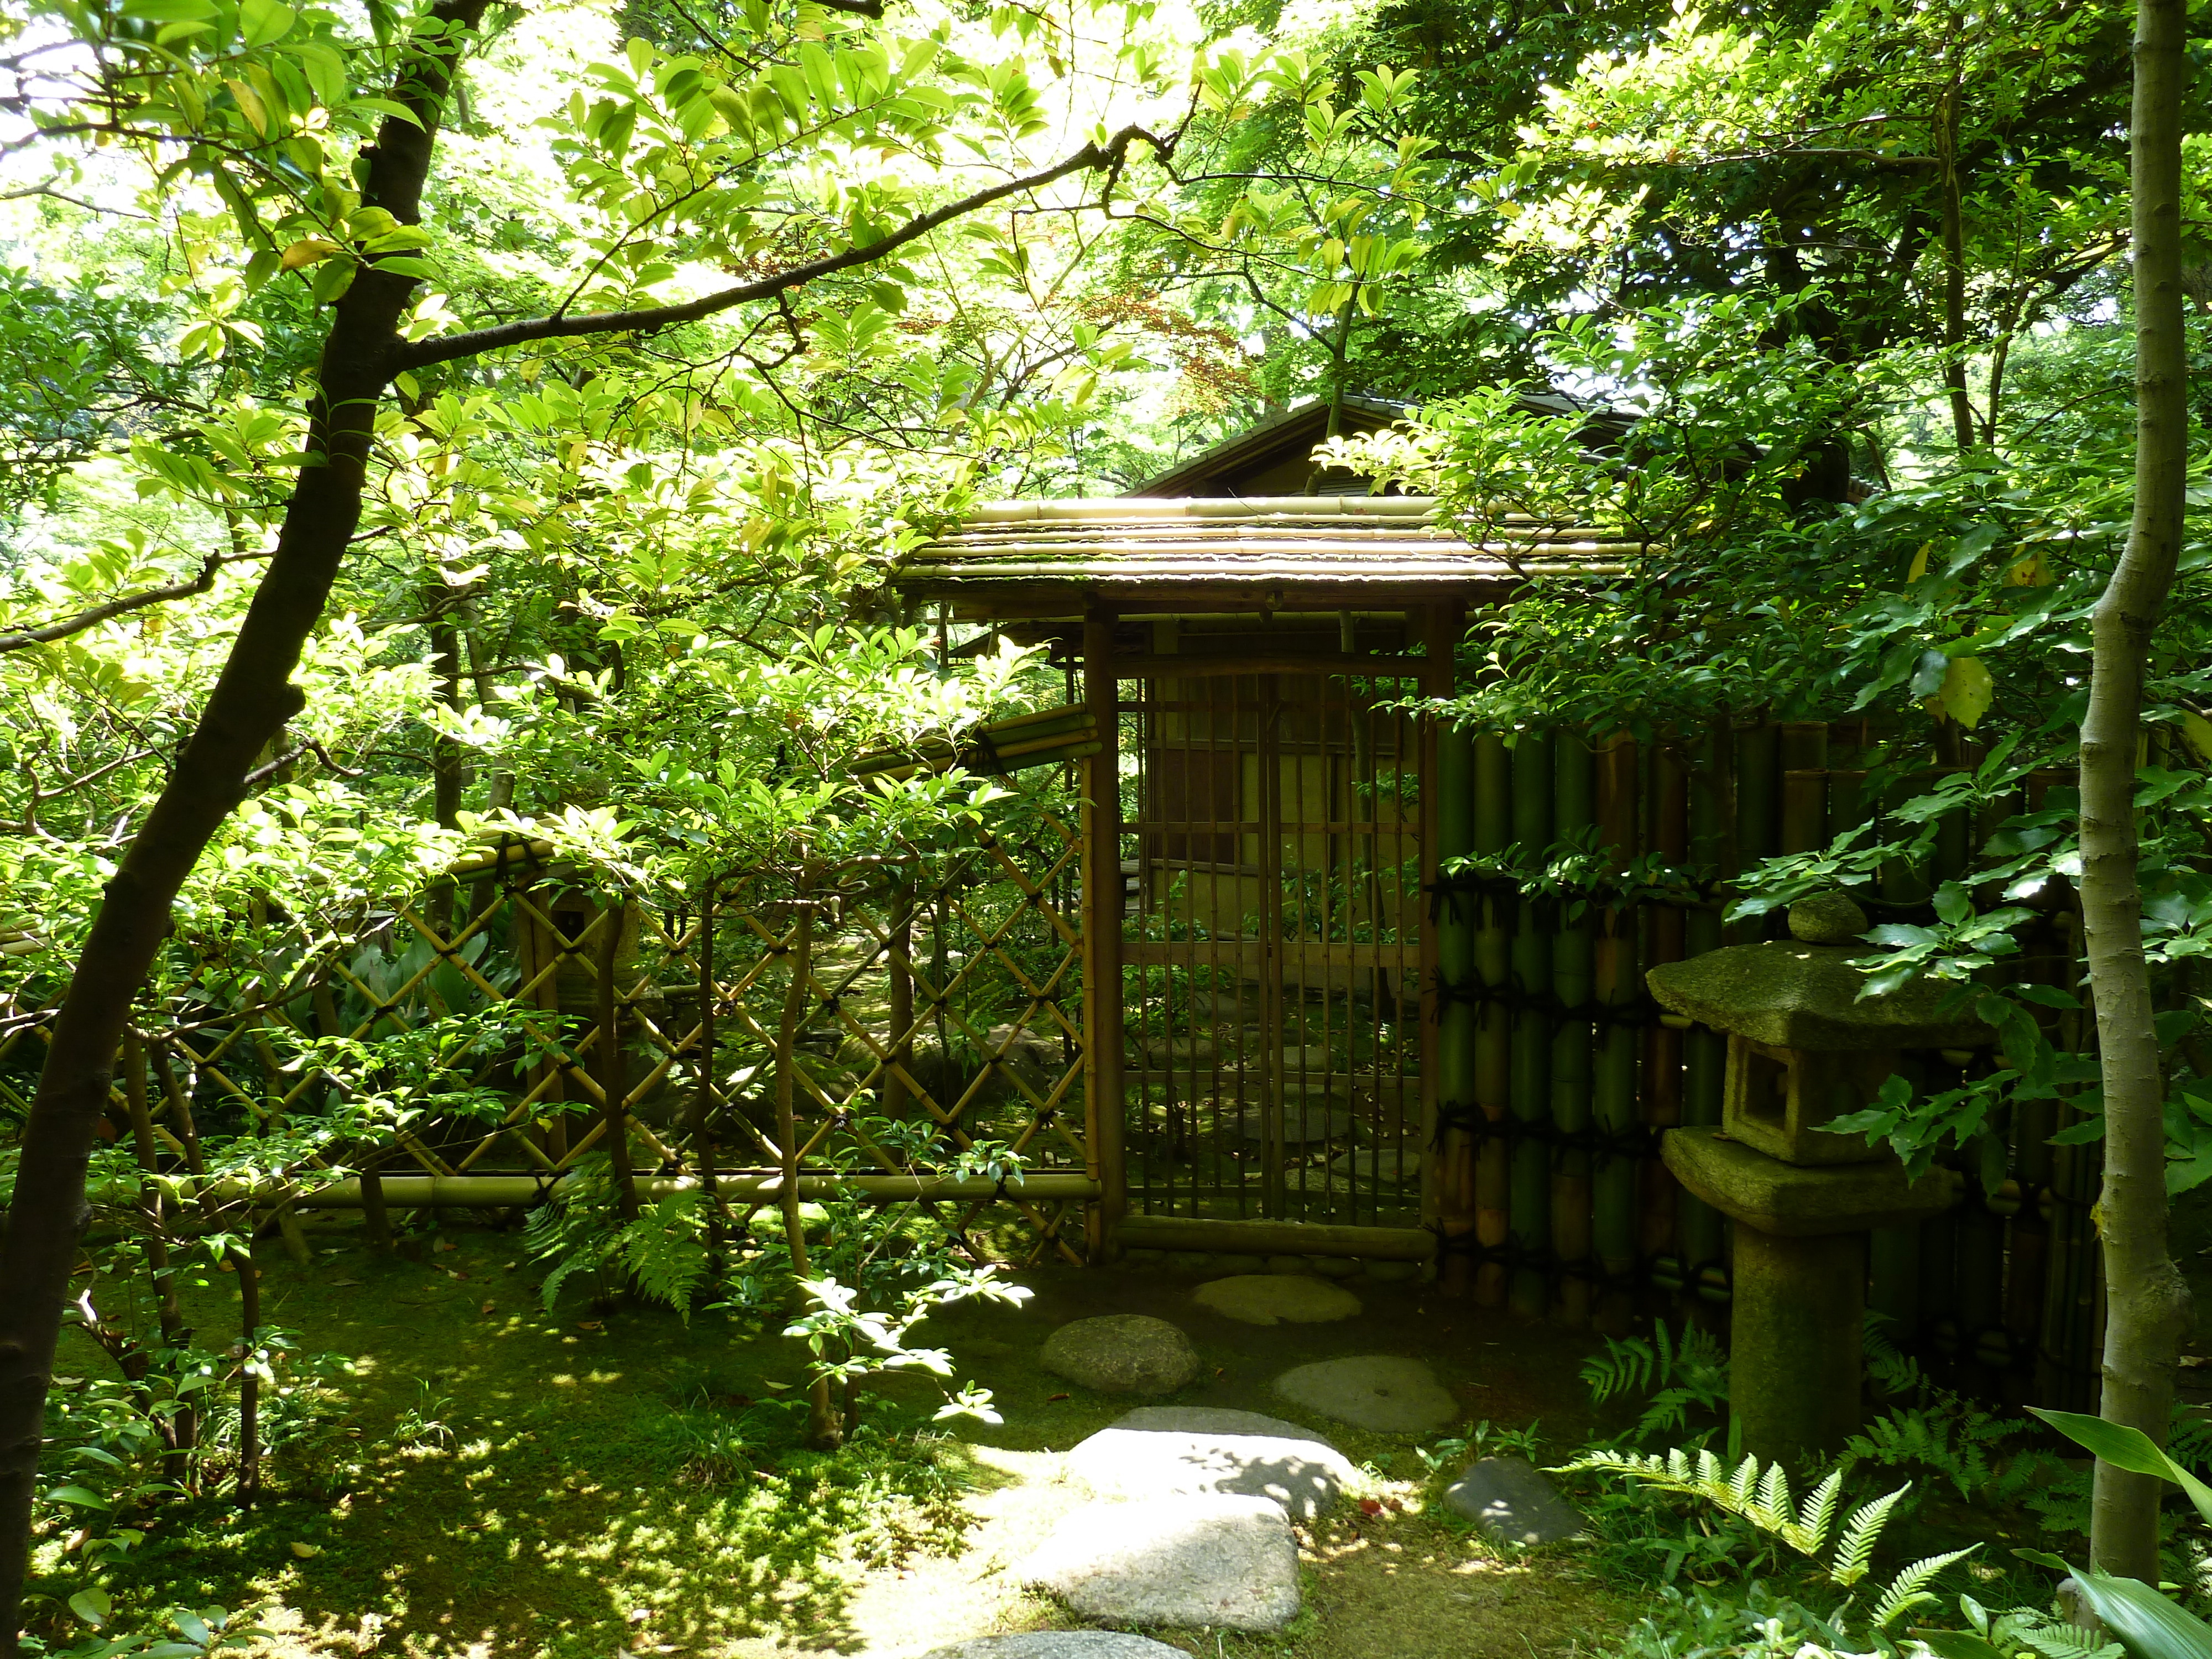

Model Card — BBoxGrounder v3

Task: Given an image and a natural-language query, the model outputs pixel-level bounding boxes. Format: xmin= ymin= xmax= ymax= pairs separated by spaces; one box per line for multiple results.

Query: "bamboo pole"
xmin=692 ymin=883 xmax=724 ymax=1268
xmin=1083 ymin=608 xmax=1128 ymax=1260
xmin=1433 ymin=697 xmax=1477 ymax=1291
xmin=1551 ymin=731 xmax=1595 ymax=1326
xmin=160 ymin=1172 xmax=1104 ymax=1208
xmin=1680 ymin=726 xmax=1728 ymax=1318
xmin=1473 ymin=732 xmax=1512 ymax=1306
xmin=1778 ymin=722 xmax=1829 ymax=855
xmin=1508 ymin=730 xmax=1553 ymax=1317
xmin=1641 ymin=741 xmax=1688 ymax=1290
xmin=597 ymin=900 xmax=639 ymax=1223
xmin=774 ymin=884 xmax=840 ymax=1447
xmin=1731 ymin=721 xmax=1778 ymax=942
xmin=1593 ymin=731 xmax=1639 ymax=1329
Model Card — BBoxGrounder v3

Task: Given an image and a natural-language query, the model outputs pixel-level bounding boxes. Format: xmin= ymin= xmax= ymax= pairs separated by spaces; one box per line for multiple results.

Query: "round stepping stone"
xmin=920 ymin=1637 xmax=1187 ymax=1659
xmin=1019 ymin=1494 xmax=1300 ymax=1632
xmin=1194 ymin=1274 xmax=1360 ymax=1326
xmin=1040 ymin=1314 xmax=1199 ymax=1397
xmin=1063 ymin=1405 xmax=1358 ymax=1519
xmin=1272 ymin=1355 xmax=1458 ymax=1433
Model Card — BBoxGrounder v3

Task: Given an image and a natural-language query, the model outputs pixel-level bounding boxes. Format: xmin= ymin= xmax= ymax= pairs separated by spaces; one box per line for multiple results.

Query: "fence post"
xmin=1083 ymin=608 xmax=1126 ymax=1262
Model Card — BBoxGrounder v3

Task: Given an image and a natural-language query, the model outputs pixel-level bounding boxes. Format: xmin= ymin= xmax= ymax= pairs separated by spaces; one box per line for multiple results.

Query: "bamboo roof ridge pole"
xmin=1593 ymin=732 xmax=1640 ymax=1330
xmin=1472 ymin=732 xmax=1513 ymax=1306
xmin=1552 ymin=731 xmax=1597 ymax=1328
xmin=1508 ymin=729 xmax=1554 ymax=1318
xmin=1083 ymin=608 xmax=1128 ymax=1262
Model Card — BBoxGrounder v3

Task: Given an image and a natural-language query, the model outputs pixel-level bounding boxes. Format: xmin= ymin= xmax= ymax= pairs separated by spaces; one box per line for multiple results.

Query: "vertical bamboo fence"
xmin=1428 ymin=716 xmax=2105 ymax=1411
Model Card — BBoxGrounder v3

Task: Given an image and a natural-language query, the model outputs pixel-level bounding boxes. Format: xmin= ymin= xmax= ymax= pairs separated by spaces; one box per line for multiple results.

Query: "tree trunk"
xmin=120 ymin=1035 xmax=195 ymax=1489
xmin=2083 ymin=0 xmax=2192 ymax=1584
xmin=234 ymin=1231 xmax=261 ymax=1510
xmin=0 ymin=6 xmax=484 ymax=1640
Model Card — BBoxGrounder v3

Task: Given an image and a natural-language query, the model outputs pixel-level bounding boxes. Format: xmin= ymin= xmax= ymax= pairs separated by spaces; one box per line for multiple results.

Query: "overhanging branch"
xmin=0 ymin=550 xmax=269 ymax=654
xmin=395 ymin=123 xmax=1174 ymax=373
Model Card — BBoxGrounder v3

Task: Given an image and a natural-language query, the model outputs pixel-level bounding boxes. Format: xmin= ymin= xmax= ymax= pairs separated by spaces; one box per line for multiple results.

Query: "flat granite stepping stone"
xmin=1230 ymin=1105 xmax=1356 ymax=1144
xmin=1328 ymin=1146 xmax=1420 ymax=1183
xmin=1193 ymin=1274 xmax=1361 ymax=1326
xmin=920 ymin=1636 xmax=1187 ymax=1659
xmin=1272 ymin=1355 xmax=1458 ymax=1433
xmin=1444 ymin=1455 xmax=1589 ymax=1546
xmin=1040 ymin=1314 xmax=1199 ymax=1397
xmin=1019 ymin=1494 xmax=1300 ymax=1632
xmin=1063 ymin=1405 xmax=1358 ymax=1519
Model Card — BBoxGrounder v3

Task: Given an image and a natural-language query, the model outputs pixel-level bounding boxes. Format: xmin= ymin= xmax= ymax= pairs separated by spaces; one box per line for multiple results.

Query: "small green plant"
xmin=524 ymin=1157 xmax=709 ymax=1316
xmin=1582 ymin=1319 xmax=1730 ymax=1444
xmin=1559 ymin=1446 xmax=1977 ymax=1634
xmin=1414 ymin=1419 xmax=1543 ymax=1477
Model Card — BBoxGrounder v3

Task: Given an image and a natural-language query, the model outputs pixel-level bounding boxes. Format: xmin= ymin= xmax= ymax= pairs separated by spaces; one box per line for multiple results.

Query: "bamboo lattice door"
xmin=1122 ymin=665 xmax=1430 ymax=1229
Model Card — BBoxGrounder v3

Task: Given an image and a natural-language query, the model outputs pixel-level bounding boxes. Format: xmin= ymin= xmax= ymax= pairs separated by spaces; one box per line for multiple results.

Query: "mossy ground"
xmin=45 ymin=1220 xmax=1631 ymax=1658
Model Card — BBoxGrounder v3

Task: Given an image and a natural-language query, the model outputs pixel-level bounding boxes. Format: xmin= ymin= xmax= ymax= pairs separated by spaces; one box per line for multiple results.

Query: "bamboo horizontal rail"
xmin=1110 ymin=653 xmax=1428 ymax=678
xmin=153 ymin=1171 xmax=1104 ymax=1208
xmin=1118 ymin=1215 xmax=1434 ymax=1260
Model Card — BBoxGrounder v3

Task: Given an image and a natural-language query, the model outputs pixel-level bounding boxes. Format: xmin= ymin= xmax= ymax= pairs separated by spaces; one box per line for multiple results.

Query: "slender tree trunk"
xmin=121 ymin=1035 xmax=195 ymax=1489
xmin=1937 ymin=66 xmax=1978 ymax=455
xmin=234 ymin=1231 xmax=261 ymax=1510
xmin=0 ymin=8 xmax=483 ymax=1640
xmin=2084 ymin=0 xmax=2192 ymax=1583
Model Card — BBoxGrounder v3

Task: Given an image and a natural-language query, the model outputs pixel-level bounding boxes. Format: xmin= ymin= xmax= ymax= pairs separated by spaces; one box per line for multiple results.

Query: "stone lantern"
xmin=1648 ymin=894 xmax=1989 ymax=1464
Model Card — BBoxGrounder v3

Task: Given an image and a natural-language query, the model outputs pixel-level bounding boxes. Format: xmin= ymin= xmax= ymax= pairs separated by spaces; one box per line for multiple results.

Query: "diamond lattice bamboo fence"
xmin=0 ymin=763 xmax=1095 ymax=1265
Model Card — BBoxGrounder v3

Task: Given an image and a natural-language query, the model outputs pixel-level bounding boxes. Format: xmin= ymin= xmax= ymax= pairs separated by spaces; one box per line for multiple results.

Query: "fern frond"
xmin=1726 ymin=1452 xmax=1761 ymax=1511
xmin=1752 ymin=1461 xmax=1791 ymax=1529
xmin=2006 ymin=1613 xmax=2126 ymax=1659
xmin=1871 ymin=1544 xmax=1978 ymax=1628
xmin=1796 ymin=1469 xmax=1842 ymax=1556
xmin=1582 ymin=1333 xmax=1657 ymax=1404
xmin=1831 ymin=1483 xmax=1912 ymax=1587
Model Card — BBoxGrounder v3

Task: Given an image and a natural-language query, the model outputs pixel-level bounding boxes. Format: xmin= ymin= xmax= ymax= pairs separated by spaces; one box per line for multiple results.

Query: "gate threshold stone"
xmin=1019 ymin=1494 xmax=1301 ymax=1632
xmin=1065 ymin=1405 xmax=1358 ymax=1519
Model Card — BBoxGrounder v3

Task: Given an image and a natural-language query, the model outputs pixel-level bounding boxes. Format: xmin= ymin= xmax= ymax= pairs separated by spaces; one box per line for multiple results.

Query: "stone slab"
xmin=1193 ymin=1274 xmax=1361 ymax=1326
xmin=1646 ymin=942 xmax=1995 ymax=1051
xmin=1019 ymin=1495 xmax=1300 ymax=1632
xmin=920 ymin=1639 xmax=1186 ymax=1659
xmin=1271 ymin=1355 xmax=1458 ymax=1433
xmin=1661 ymin=1129 xmax=1962 ymax=1235
xmin=1064 ymin=1405 xmax=1357 ymax=1520
xmin=1231 ymin=1105 xmax=1357 ymax=1144
xmin=1443 ymin=1455 xmax=1588 ymax=1546
xmin=1040 ymin=1314 xmax=1199 ymax=1397
xmin=1329 ymin=1146 xmax=1420 ymax=1183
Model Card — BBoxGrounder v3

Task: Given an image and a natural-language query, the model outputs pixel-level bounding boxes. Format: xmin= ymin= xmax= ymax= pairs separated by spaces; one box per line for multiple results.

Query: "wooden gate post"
xmin=1420 ymin=602 xmax=1463 ymax=1276
xmin=1083 ymin=608 xmax=1127 ymax=1262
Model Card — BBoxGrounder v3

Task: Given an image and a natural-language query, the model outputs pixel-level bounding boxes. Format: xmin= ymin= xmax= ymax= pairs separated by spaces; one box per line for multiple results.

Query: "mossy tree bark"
xmin=2083 ymin=0 xmax=2192 ymax=1583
